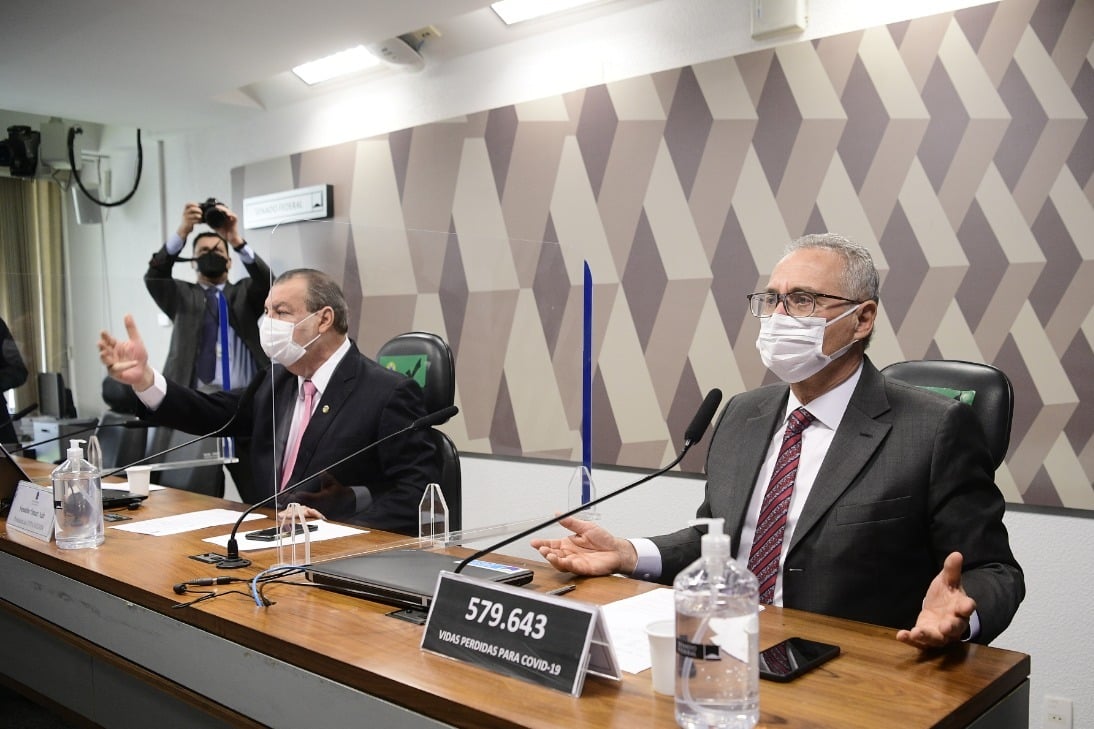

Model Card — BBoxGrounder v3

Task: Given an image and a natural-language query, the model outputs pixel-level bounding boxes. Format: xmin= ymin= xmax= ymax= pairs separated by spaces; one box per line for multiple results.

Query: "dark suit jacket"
xmin=140 ymin=342 xmax=439 ymax=535
xmin=144 ymin=244 xmax=272 ymax=387
xmin=651 ymin=357 xmax=1024 ymax=643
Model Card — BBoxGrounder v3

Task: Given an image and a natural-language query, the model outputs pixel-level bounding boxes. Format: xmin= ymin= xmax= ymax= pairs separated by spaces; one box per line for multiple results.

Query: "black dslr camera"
xmin=199 ymin=198 xmax=229 ymax=229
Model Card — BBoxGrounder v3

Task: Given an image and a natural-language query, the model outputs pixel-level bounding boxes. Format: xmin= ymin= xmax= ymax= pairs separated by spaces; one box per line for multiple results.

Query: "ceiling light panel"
xmin=292 ymin=45 xmax=382 ymax=85
xmin=491 ymin=0 xmax=606 ymax=25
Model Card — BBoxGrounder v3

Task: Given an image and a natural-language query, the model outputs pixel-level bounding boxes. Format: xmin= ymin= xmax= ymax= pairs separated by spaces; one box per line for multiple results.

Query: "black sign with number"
xmin=421 ymin=572 xmax=598 ymax=694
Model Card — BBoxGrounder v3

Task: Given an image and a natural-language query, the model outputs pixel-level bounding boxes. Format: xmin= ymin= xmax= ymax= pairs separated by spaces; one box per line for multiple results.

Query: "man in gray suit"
xmin=532 ymin=233 xmax=1023 ymax=649
xmin=144 ymin=201 xmax=272 ymax=391
xmin=143 ymin=201 xmax=272 ymax=500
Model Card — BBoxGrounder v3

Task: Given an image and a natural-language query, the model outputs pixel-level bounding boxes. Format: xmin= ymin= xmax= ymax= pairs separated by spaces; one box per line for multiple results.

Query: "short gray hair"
xmin=786 ymin=233 xmax=879 ymax=303
xmin=274 ymin=268 xmax=349 ymax=334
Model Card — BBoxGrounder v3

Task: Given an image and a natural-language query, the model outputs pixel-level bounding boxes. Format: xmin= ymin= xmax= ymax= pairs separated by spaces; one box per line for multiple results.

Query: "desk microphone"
xmin=6 ymin=419 xmax=153 ymax=456
xmin=216 ymin=404 xmax=459 ymax=569
xmin=453 ymin=389 xmax=723 ymax=574
xmin=99 ymin=374 xmax=264 ymax=480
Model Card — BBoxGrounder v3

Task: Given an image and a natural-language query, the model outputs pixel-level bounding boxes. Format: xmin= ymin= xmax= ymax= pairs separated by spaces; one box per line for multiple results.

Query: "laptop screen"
xmin=0 ymin=442 xmax=35 ymax=514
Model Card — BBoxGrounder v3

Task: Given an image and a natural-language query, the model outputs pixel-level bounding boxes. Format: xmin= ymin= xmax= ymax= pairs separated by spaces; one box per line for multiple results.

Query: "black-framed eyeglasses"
xmin=746 ymin=291 xmax=861 ymax=318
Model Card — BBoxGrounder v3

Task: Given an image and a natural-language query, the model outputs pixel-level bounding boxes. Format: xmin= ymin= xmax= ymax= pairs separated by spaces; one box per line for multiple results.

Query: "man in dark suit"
xmin=532 ymin=233 xmax=1023 ymax=649
xmin=99 ymin=269 xmax=439 ymax=535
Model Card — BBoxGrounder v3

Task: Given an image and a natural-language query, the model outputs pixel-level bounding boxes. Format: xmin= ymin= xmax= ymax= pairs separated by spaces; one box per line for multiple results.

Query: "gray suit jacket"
xmin=144 ymin=244 xmax=272 ymax=388
xmin=652 ymin=357 xmax=1024 ymax=643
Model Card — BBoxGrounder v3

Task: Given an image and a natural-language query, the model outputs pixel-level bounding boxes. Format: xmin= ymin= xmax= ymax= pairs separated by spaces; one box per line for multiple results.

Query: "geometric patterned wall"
xmin=237 ymin=0 xmax=1094 ymax=510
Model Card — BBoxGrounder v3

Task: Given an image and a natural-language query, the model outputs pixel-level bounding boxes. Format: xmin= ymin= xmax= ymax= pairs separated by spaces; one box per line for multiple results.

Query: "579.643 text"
xmin=464 ymin=597 xmax=548 ymax=639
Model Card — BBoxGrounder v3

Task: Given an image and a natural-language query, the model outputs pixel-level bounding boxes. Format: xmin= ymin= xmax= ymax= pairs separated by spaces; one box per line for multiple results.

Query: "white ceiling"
xmin=1 ymin=0 xmax=655 ymax=134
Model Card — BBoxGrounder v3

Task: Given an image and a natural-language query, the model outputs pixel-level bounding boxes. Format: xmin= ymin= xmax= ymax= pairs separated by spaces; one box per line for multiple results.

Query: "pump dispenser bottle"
xmin=673 ymin=517 xmax=759 ymax=729
xmin=51 ymin=439 xmax=105 ymax=549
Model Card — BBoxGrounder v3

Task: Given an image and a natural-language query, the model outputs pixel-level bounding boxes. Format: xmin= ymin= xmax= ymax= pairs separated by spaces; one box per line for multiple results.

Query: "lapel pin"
xmin=322 ymin=405 xmax=330 ymax=414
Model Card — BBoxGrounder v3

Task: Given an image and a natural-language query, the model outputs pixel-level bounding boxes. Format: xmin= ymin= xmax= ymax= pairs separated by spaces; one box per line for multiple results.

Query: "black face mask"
xmin=195 ymin=251 xmax=228 ymax=278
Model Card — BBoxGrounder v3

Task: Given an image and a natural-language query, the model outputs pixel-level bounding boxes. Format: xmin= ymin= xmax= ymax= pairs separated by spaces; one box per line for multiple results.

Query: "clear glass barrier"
xmin=264 ymin=219 xmax=590 ymax=537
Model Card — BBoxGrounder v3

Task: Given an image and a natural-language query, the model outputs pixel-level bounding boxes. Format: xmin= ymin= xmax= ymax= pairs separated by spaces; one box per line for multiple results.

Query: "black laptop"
xmin=0 ymin=442 xmax=147 ymax=515
xmin=306 ymin=549 xmax=534 ymax=609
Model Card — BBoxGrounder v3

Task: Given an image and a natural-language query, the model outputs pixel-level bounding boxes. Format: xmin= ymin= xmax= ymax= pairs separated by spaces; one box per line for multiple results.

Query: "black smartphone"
xmin=758 ymin=637 xmax=840 ymax=682
xmin=244 ymin=523 xmax=318 ymax=541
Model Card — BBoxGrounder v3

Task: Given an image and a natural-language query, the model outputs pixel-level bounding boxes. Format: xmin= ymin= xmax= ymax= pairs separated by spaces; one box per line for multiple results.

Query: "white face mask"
xmin=755 ymin=304 xmax=860 ymax=383
xmin=259 ymin=311 xmax=320 ymax=367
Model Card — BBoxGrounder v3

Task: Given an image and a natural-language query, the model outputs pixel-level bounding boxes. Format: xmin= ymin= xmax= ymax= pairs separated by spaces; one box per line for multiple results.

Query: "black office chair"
xmin=95 ymin=411 xmax=148 ymax=471
xmin=143 ymin=426 xmax=226 ymax=496
xmin=38 ymin=371 xmax=77 ymax=418
xmin=880 ymin=359 xmax=1013 ymax=469
xmin=377 ymin=332 xmax=462 ymax=533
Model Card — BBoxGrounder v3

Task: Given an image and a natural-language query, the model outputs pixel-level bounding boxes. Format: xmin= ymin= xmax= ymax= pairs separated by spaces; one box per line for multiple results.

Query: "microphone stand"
xmin=453 ymin=389 xmax=722 ymax=574
xmin=454 ymin=441 xmax=694 ymax=574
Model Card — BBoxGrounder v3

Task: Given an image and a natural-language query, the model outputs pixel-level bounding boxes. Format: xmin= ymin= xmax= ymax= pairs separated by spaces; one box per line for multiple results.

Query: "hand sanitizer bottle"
xmin=673 ymin=517 xmax=759 ymax=729
xmin=51 ymin=439 xmax=105 ymax=550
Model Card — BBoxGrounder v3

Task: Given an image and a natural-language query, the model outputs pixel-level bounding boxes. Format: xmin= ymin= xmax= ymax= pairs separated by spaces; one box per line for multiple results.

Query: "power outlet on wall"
xmin=1044 ymin=696 xmax=1072 ymax=729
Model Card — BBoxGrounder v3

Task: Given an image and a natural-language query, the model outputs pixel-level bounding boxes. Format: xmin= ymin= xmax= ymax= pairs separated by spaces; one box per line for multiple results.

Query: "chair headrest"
xmin=881 ymin=359 xmax=1013 ymax=469
xmin=377 ymin=332 xmax=455 ymax=414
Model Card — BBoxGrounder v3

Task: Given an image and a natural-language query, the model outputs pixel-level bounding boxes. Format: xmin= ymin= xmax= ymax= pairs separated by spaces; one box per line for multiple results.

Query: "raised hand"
xmin=896 ymin=552 xmax=977 ymax=649
xmin=176 ymin=202 xmax=203 ymax=239
xmin=98 ymin=314 xmax=153 ymax=391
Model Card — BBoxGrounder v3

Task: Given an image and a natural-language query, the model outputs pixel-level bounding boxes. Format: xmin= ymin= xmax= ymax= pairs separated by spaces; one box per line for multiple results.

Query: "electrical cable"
xmin=250 ymin=565 xmax=307 ymax=607
xmin=67 ymin=126 xmax=143 ymax=207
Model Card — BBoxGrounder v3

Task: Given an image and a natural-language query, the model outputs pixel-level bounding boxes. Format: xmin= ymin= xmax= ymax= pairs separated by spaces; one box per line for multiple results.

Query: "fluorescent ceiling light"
xmin=292 ymin=45 xmax=381 ymax=85
xmin=491 ymin=0 xmax=604 ymax=25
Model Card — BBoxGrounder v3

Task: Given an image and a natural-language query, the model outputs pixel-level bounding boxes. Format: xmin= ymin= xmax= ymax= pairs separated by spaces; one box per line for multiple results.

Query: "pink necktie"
xmin=280 ymin=380 xmax=316 ymax=491
xmin=747 ymin=407 xmax=814 ymax=604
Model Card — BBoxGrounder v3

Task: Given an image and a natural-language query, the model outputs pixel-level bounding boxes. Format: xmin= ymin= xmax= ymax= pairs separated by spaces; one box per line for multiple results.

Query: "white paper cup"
xmin=645 ymin=619 xmax=676 ymax=695
xmin=126 ymin=465 xmax=152 ymax=497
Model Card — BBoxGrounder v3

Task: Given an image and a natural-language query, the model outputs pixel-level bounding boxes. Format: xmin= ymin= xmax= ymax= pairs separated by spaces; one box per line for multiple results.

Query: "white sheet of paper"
xmin=599 ymin=585 xmax=764 ymax=673
xmin=599 ymin=586 xmax=675 ymax=674
xmin=202 ymin=520 xmax=366 ymax=551
xmin=109 ymin=508 xmax=263 ymax=536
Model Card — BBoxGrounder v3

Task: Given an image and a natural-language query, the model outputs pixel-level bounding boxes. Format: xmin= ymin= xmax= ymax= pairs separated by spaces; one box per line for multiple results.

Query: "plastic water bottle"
xmin=673 ymin=517 xmax=759 ymax=729
xmin=51 ymin=439 xmax=105 ymax=550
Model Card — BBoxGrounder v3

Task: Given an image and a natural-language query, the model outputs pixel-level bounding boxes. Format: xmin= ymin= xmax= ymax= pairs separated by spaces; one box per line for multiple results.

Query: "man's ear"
xmin=854 ymin=300 xmax=877 ymax=340
xmin=316 ymin=306 xmax=334 ymax=333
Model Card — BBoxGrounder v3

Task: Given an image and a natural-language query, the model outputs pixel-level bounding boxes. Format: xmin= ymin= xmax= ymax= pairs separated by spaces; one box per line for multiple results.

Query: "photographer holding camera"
xmin=142 ymin=199 xmax=273 ymax=500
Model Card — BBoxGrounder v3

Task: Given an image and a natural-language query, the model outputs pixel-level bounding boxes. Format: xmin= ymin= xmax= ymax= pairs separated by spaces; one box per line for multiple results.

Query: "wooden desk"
xmin=1 ymin=464 xmax=1029 ymax=729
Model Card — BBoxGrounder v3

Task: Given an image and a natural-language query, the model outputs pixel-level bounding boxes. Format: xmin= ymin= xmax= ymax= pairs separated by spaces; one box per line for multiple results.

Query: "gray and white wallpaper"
xmin=236 ymin=0 xmax=1094 ymax=510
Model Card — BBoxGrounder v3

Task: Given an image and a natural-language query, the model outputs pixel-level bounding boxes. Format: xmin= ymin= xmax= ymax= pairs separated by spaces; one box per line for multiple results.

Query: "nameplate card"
xmin=421 ymin=571 xmax=620 ymax=696
xmin=5 ymin=481 xmax=55 ymax=541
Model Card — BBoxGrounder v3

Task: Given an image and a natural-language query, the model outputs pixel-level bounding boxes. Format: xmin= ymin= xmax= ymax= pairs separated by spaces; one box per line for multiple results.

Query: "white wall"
xmin=56 ymin=1 xmax=1090 ymax=727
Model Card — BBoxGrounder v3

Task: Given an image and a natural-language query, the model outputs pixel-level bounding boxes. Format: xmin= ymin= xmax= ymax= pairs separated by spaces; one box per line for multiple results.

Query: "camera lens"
xmin=201 ymin=198 xmax=228 ymax=229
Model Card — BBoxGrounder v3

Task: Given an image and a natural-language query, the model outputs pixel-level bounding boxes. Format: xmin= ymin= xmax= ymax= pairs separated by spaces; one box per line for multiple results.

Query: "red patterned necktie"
xmin=747 ymin=407 xmax=814 ymax=604
xmin=280 ymin=380 xmax=316 ymax=491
